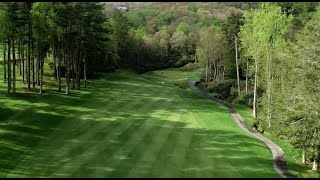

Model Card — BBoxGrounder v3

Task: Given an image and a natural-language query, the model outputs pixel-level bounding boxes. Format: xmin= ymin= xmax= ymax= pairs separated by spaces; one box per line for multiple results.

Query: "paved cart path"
xmin=188 ymin=80 xmax=295 ymax=178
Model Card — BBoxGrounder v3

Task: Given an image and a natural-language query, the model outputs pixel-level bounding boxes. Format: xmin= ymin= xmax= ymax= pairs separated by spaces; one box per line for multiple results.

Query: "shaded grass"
xmin=0 ymin=60 xmax=280 ymax=178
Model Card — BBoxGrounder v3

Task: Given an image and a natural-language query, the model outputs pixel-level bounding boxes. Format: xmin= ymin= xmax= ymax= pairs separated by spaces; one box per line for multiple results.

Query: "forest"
xmin=0 ymin=2 xmax=319 ymax=178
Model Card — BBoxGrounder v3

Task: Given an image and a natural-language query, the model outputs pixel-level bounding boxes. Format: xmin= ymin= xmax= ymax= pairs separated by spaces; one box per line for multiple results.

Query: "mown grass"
xmin=230 ymin=103 xmax=320 ymax=178
xmin=0 ymin=57 xmax=280 ymax=178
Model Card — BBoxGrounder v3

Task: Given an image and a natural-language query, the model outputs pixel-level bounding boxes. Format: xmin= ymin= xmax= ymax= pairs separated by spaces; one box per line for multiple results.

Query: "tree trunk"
xmin=222 ymin=66 xmax=225 ymax=81
xmin=18 ymin=37 xmax=22 ymax=75
xmin=27 ymin=23 xmax=31 ymax=91
xmin=72 ymin=49 xmax=75 ymax=89
xmin=36 ymin=51 xmax=40 ymax=86
xmin=32 ymin=37 xmax=35 ymax=87
xmin=3 ymin=42 xmax=6 ymax=83
xmin=53 ymin=45 xmax=57 ymax=79
xmin=76 ymin=50 xmax=81 ymax=90
xmin=312 ymin=150 xmax=319 ymax=171
xmin=267 ymin=52 xmax=272 ymax=128
xmin=12 ymin=37 xmax=16 ymax=94
xmin=246 ymin=58 xmax=248 ymax=95
xmin=302 ymin=148 xmax=306 ymax=164
xmin=83 ymin=52 xmax=87 ymax=88
xmin=253 ymin=52 xmax=258 ymax=119
xmin=22 ymin=43 xmax=25 ymax=84
xmin=58 ymin=40 xmax=62 ymax=92
xmin=205 ymin=60 xmax=208 ymax=83
xmin=40 ymin=56 xmax=44 ymax=94
xmin=65 ymin=66 xmax=70 ymax=94
xmin=235 ymin=36 xmax=240 ymax=97
xmin=65 ymin=42 xmax=70 ymax=95
xmin=7 ymin=39 xmax=11 ymax=94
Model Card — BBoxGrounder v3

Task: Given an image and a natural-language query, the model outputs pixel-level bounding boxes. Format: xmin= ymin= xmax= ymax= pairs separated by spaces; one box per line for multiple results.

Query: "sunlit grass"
xmin=0 ymin=58 xmax=280 ymax=178
xmin=231 ymin=103 xmax=320 ymax=178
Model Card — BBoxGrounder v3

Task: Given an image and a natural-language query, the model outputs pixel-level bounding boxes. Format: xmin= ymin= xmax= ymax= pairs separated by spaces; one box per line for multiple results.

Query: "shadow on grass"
xmin=0 ymin=70 xmax=282 ymax=178
xmin=0 ymin=106 xmax=279 ymax=177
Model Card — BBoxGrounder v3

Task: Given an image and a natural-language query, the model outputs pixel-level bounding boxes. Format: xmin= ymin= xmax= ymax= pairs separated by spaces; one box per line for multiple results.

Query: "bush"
xmin=174 ymin=55 xmax=193 ymax=68
xmin=199 ymin=72 xmax=206 ymax=82
xmin=230 ymin=87 xmax=239 ymax=101
xmin=233 ymin=92 xmax=254 ymax=107
xmin=180 ymin=62 xmax=200 ymax=71
xmin=207 ymin=79 xmax=235 ymax=100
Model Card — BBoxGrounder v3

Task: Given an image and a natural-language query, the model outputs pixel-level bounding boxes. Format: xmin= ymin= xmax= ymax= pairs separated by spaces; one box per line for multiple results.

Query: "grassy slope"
xmin=231 ymin=103 xmax=320 ymax=178
xmin=0 ymin=58 xmax=280 ymax=177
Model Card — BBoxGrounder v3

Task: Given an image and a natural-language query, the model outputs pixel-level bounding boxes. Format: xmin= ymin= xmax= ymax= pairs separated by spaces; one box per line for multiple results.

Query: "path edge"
xmin=188 ymin=80 xmax=296 ymax=178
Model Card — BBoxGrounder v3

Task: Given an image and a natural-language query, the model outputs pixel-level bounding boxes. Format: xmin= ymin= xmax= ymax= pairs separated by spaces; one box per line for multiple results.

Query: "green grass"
xmin=0 ymin=60 xmax=280 ymax=177
xmin=231 ymin=103 xmax=320 ymax=178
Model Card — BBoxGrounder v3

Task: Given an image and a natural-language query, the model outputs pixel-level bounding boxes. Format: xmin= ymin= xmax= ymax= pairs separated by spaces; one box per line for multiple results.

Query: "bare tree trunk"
xmin=312 ymin=160 xmax=318 ymax=171
xmin=246 ymin=58 xmax=248 ymax=95
xmin=32 ymin=38 xmax=35 ymax=87
xmin=7 ymin=39 xmax=11 ymax=94
xmin=40 ymin=56 xmax=44 ymax=94
xmin=53 ymin=45 xmax=57 ymax=79
xmin=65 ymin=40 xmax=70 ymax=95
xmin=22 ymin=43 xmax=25 ymax=83
xmin=235 ymin=36 xmax=240 ymax=96
xmin=18 ymin=37 xmax=22 ymax=75
xmin=253 ymin=52 xmax=258 ymax=119
xmin=302 ymin=148 xmax=306 ymax=164
xmin=222 ymin=66 xmax=225 ymax=81
xmin=66 ymin=65 xmax=70 ymax=94
xmin=312 ymin=149 xmax=319 ymax=171
xmin=27 ymin=24 xmax=31 ymax=91
xmin=76 ymin=50 xmax=81 ymax=90
xmin=72 ymin=49 xmax=75 ymax=89
xmin=205 ymin=60 xmax=208 ymax=83
xmin=12 ymin=37 xmax=16 ymax=94
xmin=266 ymin=52 xmax=272 ymax=128
xmin=83 ymin=52 xmax=87 ymax=88
xmin=3 ymin=42 xmax=6 ymax=83
xmin=37 ymin=49 xmax=41 ymax=86
xmin=58 ymin=39 xmax=62 ymax=92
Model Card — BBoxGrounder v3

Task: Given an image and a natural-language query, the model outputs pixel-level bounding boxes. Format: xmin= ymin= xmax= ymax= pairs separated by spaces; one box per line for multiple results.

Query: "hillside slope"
xmin=0 ymin=64 xmax=279 ymax=177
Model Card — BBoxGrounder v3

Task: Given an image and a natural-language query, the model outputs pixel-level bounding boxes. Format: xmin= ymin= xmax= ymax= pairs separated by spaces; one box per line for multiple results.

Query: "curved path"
xmin=188 ymin=80 xmax=295 ymax=178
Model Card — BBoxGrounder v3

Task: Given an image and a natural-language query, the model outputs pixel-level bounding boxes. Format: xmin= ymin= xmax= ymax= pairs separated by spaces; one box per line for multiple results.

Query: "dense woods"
xmin=0 ymin=2 xmax=108 ymax=95
xmin=196 ymin=2 xmax=320 ymax=171
xmin=0 ymin=1 xmax=319 ymax=173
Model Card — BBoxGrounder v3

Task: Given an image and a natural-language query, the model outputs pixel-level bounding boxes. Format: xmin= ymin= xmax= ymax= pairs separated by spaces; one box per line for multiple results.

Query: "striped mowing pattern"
xmin=0 ymin=64 xmax=280 ymax=178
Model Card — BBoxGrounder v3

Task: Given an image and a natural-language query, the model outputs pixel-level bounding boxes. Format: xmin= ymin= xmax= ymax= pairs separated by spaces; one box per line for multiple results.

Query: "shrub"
xmin=230 ymin=87 xmax=238 ymax=101
xmin=180 ymin=62 xmax=200 ymax=71
xmin=207 ymin=79 xmax=235 ymax=100
xmin=174 ymin=55 xmax=191 ymax=67
xmin=212 ymin=79 xmax=235 ymax=99
xmin=199 ymin=72 xmax=206 ymax=82
xmin=233 ymin=92 xmax=254 ymax=107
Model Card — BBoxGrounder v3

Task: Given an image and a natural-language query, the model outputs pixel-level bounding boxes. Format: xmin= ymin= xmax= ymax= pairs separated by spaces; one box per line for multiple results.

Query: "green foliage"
xmin=176 ymin=21 xmax=190 ymax=35
xmin=157 ymin=11 xmax=176 ymax=27
xmin=206 ymin=79 xmax=235 ymax=100
xmin=126 ymin=11 xmax=145 ymax=29
xmin=186 ymin=2 xmax=198 ymax=12
xmin=180 ymin=62 xmax=201 ymax=71
xmin=106 ymin=10 xmax=131 ymax=65
xmin=31 ymin=2 xmax=55 ymax=50
xmin=233 ymin=93 xmax=254 ymax=107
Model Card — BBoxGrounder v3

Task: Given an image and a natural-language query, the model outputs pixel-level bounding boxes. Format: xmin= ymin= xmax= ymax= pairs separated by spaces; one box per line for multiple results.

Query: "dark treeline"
xmin=0 ymin=2 xmax=112 ymax=95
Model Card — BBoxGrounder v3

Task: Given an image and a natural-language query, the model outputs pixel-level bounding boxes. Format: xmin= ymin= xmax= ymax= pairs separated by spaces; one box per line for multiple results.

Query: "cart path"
xmin=188 ymin=80 xmax=295 ymax=178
